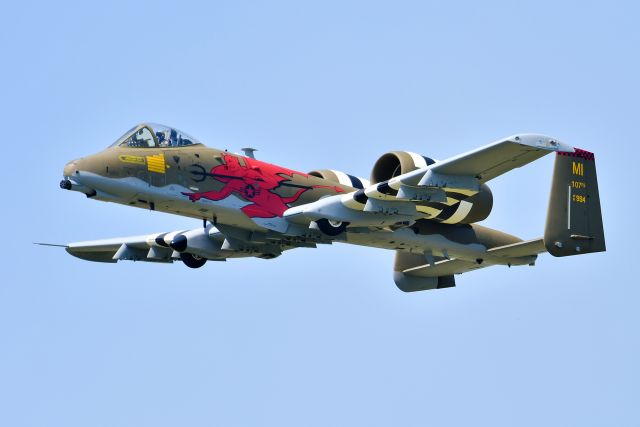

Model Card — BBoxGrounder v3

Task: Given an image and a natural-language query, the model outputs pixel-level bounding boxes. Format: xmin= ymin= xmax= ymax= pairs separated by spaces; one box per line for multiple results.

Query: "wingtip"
xmin=511 ymin=134 xmax=574 ymax=153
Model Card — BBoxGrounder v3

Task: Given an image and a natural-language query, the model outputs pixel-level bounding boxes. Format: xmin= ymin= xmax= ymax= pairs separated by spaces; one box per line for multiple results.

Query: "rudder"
xmin=544 ymin=148 xmax=606 ymax=256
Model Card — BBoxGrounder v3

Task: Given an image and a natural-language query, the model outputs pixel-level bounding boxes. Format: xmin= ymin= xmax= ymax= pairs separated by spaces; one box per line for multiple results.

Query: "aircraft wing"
xmin=61 ymin=233 xmax=183 ymax=263
xmin=284 ymin=134 xmax=574 ymax=228
xmin=425 ymin=135 xmax=573 ymax=183
xmin=44 ymin=224 xmax=327 ymax=264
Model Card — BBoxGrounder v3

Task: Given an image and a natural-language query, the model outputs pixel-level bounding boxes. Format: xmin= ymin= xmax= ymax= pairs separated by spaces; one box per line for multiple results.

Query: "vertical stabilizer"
xmin=544 ymin=149 xmax=606 ymax=256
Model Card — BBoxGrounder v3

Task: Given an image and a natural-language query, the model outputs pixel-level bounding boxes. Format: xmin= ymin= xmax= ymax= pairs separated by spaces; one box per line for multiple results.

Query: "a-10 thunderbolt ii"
xmin=55 ymin=123 xmax=605 ymax=292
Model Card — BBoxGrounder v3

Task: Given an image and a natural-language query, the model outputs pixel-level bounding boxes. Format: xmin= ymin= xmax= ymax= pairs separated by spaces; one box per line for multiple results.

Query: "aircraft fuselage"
xmin=63 ymin=144 xmax=352 ymax=232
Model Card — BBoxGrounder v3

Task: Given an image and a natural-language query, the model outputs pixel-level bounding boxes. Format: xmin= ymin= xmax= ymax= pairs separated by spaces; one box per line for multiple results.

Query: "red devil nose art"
xmin=183 ymin=153 xmax=343 ymax=218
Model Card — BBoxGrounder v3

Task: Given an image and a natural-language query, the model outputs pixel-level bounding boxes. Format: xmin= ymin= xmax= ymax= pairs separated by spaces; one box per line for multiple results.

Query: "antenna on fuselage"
xmin=241 ymin=147 xmax=257 ymax=159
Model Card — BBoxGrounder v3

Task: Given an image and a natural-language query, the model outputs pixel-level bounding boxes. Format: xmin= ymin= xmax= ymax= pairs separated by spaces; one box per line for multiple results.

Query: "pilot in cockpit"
xmin=156 ymin=130 xmax=169 ymax=147
xmin=156 ymin=129 xmax=179 ymax=147
xmin=131 ymin=128 xmax=155 ymax=147
xmin=169 ymin=129 xmax=178 ymax=146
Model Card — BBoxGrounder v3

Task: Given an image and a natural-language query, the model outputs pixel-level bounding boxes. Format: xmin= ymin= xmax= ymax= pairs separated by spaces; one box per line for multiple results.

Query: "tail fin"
xmin=544 ymin=149 xmax=606 ymax=256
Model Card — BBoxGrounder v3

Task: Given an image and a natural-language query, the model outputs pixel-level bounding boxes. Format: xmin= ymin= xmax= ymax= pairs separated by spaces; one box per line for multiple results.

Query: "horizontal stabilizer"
xmin=487 ymin=238 xmax=545 ymax=258
xmin=393 ymin=238 xmax=547 ymax=292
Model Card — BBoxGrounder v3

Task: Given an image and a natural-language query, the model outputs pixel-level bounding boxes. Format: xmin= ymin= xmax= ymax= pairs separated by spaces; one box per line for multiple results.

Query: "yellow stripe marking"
xmin=146 ymin=154 xmax=166 ymax=174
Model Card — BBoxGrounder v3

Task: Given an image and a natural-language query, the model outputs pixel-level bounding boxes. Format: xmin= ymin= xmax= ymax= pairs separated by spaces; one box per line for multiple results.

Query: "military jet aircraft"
xmin=53 ymin=123 xmax=605 ymax=292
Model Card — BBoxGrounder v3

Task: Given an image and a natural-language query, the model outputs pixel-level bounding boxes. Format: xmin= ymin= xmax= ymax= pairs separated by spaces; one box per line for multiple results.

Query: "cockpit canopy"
xmin=110 ymin=123 xmax=203 ymax=148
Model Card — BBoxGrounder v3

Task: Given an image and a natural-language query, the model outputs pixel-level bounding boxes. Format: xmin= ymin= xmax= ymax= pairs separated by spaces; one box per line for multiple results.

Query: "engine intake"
xmin=370 ymin=151 xmax=436 ymax=184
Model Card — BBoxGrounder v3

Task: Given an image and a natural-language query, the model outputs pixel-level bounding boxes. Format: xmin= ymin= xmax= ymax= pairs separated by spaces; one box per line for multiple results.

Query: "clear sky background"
xmin=1 ymin=1 xmax=637 ymax=426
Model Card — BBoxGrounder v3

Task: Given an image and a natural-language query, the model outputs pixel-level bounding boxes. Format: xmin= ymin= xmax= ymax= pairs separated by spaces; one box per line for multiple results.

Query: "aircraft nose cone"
xmin=170 ymin=235 xmax=188 ymax=252
xmin=63 ymin=159 xmax=79 ymax=177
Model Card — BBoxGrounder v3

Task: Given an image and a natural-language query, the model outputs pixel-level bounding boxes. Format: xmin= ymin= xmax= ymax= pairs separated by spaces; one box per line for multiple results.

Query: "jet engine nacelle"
xmin=308 ymin=169 xmax=370 ymax=190
xmin=370 ymin=151 xmax=493 ymax=224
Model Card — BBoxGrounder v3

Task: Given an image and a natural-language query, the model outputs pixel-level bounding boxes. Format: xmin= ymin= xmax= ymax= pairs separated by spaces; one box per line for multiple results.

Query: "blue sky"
xmin=1 ymin=1 xmax=637 ymax=426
